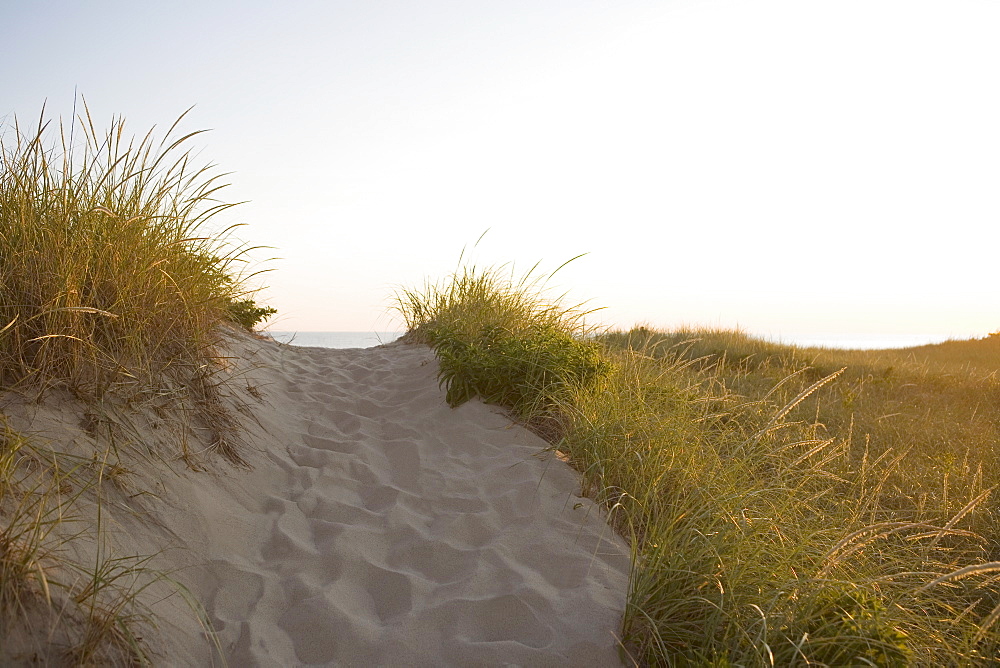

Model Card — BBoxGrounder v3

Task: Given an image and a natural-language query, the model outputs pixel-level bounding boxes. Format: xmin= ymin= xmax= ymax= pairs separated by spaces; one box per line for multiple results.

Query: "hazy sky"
xmin=4 ymin=1 xmax=999 ymax=339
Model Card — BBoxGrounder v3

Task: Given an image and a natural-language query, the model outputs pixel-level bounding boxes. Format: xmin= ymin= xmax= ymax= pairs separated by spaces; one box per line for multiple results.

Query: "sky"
xmin=3 ymin=0 xmax=1000 ymax=341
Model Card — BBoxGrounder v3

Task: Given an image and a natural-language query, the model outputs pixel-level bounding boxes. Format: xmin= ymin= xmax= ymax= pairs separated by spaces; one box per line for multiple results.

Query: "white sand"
xmin=4 ymin=335 xmax=630 ymax=666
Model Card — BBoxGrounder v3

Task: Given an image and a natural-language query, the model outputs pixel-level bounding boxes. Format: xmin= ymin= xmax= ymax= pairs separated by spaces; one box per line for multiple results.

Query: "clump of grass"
xmin=396 ymin=254 xmax=593 ymax=342
xmin=401 ymin=266 xmax=1000 ymax=665
xmin=0 ymin=418 xmax=62 ymax=619
xmin=0 ymin=102 xmax=274 ymax=400
xmin=431 ymin=322 xmax=609 ymax=417
xmin=395 ymin=259 xmax=609 ymax=420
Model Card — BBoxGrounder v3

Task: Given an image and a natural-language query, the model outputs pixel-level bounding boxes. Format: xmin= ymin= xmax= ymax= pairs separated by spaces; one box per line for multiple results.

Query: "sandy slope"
xmin=4 ymin=336 xmax=630 ymax=666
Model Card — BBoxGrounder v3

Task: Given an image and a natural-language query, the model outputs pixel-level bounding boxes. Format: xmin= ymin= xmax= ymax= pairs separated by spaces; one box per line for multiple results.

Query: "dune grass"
xmin=0 ymin=104 xmax=273 ymax=664
xmin=0 ymin=102 xmax=272 ymax=400
xmin=395 ymin=258 xmax=609 ymax=421
xmin=0 ymin=414 xmax=164 ymax=664
xmin=399 ymin=266 xmax=1000 ymax=666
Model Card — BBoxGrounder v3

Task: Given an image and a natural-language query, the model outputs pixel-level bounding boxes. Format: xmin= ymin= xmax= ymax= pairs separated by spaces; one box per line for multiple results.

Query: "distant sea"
xmin=766 ymin=333 xmax=952 ymax=350
xmin=266 ymin=332 xmax=403 ymax=349
xmin=266 ymin=331 xmax=954 ymax=351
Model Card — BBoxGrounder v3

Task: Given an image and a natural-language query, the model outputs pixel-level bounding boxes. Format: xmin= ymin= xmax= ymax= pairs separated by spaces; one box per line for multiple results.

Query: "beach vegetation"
xmin=227 ymin=297 xmax=278 ymax=331
xmin=0 ymin=414 xmax=161 ymax=664
xmin=0 ymin=102 xmax=273 ymax=399
xmin=401 ymin=261 xmax=1000 ymax=666
xmin=432 ymin=322 xmax=609 ymax=417
xmin=0 ymin=103 xmax=272 ymax=663
xmin=395 ymin=260 xmax=609 ymax=420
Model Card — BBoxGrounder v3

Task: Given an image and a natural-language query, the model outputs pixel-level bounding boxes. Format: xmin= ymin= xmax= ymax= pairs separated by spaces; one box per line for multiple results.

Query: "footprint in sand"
xmin=437 ymin=593 xmax=554 ymax=649
xmin=363 ymin=563 xmax=414 ymax=622
xmin=202 ymin=561 xmax=266 ymax=632
xmin=386 ymin=537 xmax=478 ymax=585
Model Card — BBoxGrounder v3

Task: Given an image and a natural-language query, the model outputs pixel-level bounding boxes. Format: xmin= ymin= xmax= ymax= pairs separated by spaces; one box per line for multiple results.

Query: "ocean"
xmin=266 ymin=332 xmax=403 ymax=349
xmin=763 ymin=333 xmax=952 ymax=350
xmin=266 ymin=331 xmax=953 ymax=351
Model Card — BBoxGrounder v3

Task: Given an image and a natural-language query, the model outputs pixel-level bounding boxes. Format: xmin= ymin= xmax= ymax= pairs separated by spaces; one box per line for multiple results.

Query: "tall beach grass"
xmin=0 ymin=104 xmax=273 ymax=663
xmin=398 ymin=262 xmax=1000 ymax=666
xmin=0 ymin=102 xmax=270 ymax=400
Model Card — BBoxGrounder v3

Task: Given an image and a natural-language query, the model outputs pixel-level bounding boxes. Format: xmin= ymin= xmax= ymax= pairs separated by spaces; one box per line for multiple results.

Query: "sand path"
xmin=1 ymin=337 xmax=629 ymax=666
xmin=189 ymin=340 xmax=630 ymax=666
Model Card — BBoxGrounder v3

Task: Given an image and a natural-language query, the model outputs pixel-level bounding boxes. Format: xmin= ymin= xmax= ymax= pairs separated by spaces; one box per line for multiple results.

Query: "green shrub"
xmin=227 ymin=298 xmax=278 ymax=331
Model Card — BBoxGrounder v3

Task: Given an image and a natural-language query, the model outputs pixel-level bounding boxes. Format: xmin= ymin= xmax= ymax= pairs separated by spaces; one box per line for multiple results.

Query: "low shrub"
xmin=227 ymin=298 xmax=278 ymax=331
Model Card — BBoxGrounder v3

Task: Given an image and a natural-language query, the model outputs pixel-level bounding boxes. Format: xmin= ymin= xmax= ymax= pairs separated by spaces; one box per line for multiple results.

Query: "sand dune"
xmin=5 ymin=336 xmax=630 ymax=666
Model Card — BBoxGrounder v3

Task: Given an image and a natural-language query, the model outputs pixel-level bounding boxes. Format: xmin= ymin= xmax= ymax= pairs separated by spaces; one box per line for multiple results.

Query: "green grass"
xmin=399 ymin=265 xmax=1000 ymax=666
xmin=395 ymin=258 xmax=609 ymax=423
xmin=0 ymin=103 xmax=274 ymax=664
